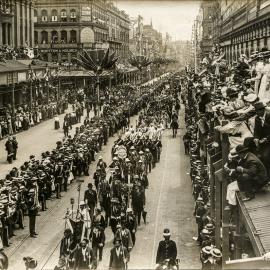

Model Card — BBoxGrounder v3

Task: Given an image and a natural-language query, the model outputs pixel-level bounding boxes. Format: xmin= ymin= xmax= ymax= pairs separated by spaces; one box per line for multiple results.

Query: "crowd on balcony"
xmin=180 ymin=45 xmax=270 ymax=268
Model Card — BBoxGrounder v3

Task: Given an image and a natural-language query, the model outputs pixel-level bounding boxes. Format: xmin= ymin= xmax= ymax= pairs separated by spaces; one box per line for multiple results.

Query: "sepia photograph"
xmin=0 ymin=0 xmax=270 ymax=269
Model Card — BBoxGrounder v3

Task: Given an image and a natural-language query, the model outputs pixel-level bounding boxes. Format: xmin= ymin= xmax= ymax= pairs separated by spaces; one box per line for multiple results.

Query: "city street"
xmin=4 ymin=107 xmax=200 ymax=270
xmin=0 ymin=107 xmax=82 ymax=179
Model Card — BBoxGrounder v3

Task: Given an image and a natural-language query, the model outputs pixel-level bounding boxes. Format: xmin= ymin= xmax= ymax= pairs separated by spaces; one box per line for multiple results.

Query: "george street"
xmin=2 ymin=107 xmax=200 ymax=270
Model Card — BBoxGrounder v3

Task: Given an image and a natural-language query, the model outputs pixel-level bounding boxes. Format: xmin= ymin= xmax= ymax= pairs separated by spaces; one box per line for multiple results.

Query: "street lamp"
xmin=28 ymin=64 xmax=34 ymax=112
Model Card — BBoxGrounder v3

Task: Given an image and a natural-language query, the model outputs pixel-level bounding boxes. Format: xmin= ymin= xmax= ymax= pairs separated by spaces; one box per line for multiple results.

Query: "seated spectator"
xmin=226 ymin=144 xmax=268 ymax=203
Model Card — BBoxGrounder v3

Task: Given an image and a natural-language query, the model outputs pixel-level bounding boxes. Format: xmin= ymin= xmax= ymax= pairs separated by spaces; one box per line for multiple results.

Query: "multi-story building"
xmin=129 ymin=16 xmax=163 ymax=57
xmin=0 ymin=0 xmax=34 ymax=47
xmin=106 ymin=1 xmax=129 ymax=63
xmin=218 ymin=0 xmax=270 ymax=63
xmin=34 ymin=0 xmax=130 ymax=64
xmin=142 ymin=22 xmax=163 ymax=57
xmin=197 ymin=0 xmax=215 ymax=58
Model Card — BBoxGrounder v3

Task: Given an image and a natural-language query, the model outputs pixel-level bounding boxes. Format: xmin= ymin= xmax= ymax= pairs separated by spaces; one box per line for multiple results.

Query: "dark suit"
xmin=109 ymin=246 xmax=129 ymax=270
xmin=73 ymin=246 xmax=95 ymax=270
xmin=254 ymin=111 xmax=270 ymax=140
xmin=84 ymin=189 xmax=97 ymax=220
xmin=237 ymin=152 xmax=268 ymax=193
xmin=90 ymin=228 xmax=105 ymax=261
xmin=156 ymin=240 xmax=177 ymax=265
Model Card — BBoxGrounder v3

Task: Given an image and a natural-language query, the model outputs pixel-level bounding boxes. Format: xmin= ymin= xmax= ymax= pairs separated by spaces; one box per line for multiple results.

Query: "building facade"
xmin=218 ymin=0 xmax=270 ymax=63
xmin=197 ymin=0 xmax=215 ymax=58
xmin=0 ymin=0 xmax=34 ymax=47
xmin=34 ymin=0 xmax=130 ymax=64
xmin=129 ymin=16 xmax=163 ymax=57
xmin=106 ymin=1 xmax=129 ymax=63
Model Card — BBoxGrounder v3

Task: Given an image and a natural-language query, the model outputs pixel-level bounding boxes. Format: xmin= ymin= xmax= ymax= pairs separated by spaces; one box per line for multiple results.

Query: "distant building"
xmin=34 ymin=0 xmax=130 ymax=63
xmin=168 ymin=40 xmax=191 ymax=67
xmin=197 ymin=0 xmax=215 ymax=58
xmin=0 ymin=0 xmax=34 ymax=47
xmin=129 ymin=16 xmax=162 ymax=57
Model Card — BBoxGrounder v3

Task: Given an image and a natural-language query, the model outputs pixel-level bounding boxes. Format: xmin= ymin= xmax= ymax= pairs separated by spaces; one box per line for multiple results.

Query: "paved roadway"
xmin=2 ymin=106 xmax=201 ymax=270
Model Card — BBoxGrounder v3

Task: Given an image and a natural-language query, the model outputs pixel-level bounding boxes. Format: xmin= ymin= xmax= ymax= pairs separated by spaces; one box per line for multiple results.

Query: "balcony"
xmin=38 ymin=43 xmax=79 ymax=49
xmin=107 ymin=36 xmax=123 ymax=44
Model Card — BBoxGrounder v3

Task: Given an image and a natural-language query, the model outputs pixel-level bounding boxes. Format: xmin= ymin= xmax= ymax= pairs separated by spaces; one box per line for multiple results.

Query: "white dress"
xmin=258 ymin=63 xmax=270 ymax=100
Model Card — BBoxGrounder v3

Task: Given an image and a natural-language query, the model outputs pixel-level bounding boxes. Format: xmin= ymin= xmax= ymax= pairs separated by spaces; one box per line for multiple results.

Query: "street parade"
xmin=1 ymin=0 xmax=270 ymax=270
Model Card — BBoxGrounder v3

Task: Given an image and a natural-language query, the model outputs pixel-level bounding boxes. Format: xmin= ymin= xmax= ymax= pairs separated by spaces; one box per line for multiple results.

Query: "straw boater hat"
xmin=211 ymin=248 xmax=222 ymax=258
xmin=202 ymin=245 xmax=212 ymax=255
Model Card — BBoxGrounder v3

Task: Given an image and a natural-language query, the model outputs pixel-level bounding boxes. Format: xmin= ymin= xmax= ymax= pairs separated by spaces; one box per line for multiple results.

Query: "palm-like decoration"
xmin=74 ymin=48 xmax=118 ymax=75
xmin=74 ymin=48 xmax=118 ymax=116
xmin=128 ymin=54 xmax=152 ymax=84
xmin=128 ymin=55 xmax=152 ymax=71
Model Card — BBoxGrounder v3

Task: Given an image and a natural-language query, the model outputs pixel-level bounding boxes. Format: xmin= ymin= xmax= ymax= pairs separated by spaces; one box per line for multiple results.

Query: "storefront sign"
xmin=39 ymin=48 xmax=77 ymax=53
xmin=80 ymin=27 xmax=95 ymax=43
xmin=81 ymin=6 xmax=91 ymax=22
xmin=0 ymin=74 xmax=7 ymax=86
xmin=18 ymin=72 xmax=27 ymax=82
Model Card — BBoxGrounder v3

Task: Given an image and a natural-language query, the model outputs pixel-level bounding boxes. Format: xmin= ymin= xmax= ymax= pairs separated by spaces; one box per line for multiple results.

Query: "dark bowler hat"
xmin=235 ymin=145 xmax=249 ymax=154
xmin=254 ymin=101 xmax=266 ymax=111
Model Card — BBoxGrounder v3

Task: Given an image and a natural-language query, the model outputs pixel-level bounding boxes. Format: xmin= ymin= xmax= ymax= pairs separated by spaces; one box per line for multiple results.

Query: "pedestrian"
xmin=125 ymin=208 xmax=137 ymax=246
xmin=63 ymin=120 xmax=69 ymax=137
xmin=90 ymin=222 xmax=105 ymax=262
xmin=109 ymin=238 xmax=129 ymax=270
xmin=12 ymin=136 xmax=18 ymax=160
xmin=27 ymin=189 xmax=39 ymax=238
xmin=183 ymin=133 xmax=190 ymax=155
xmin=5 ymin=136 xmax=14 ymax=164
xmin=114 ymin=220 xmax=133 ymax=252
xmin=73 ymin=239 xmax=96 ymax=270
xmin=84 ymin=183 xmax=97 ymax=221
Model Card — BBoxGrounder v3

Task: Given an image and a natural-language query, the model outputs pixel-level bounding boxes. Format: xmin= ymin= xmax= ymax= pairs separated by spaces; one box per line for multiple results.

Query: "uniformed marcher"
xmin=27 ymin=189 xmax=39 ymax=238
xmin=156 ymin=229 xmax=177 ymax=269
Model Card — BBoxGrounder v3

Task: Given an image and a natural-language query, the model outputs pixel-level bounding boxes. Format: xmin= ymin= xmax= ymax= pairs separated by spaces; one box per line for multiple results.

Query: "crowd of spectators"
xmin=181 ymin=45 xmax=270 ymax=267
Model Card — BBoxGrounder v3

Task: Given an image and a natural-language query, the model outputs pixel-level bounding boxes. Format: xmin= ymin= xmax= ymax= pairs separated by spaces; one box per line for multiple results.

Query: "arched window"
xmin=70 ymin=30 xmax=77 ymax=43
xmin=51 ymin=30 xmax=58 ymax=43
xmin=41 ymin=31 xmax=48 ymax=44
xmin=41 ymin=9 xmax=48 ymax=22
xmin=61 ymin=9 xmax=67 ymax=22
xmin=51 ymin=9 xmax=58 ymax=22
xmin=70 ymin=9 xmax=76 ymax=22
xmin=60 ymin=30 xmax=67 ymax=43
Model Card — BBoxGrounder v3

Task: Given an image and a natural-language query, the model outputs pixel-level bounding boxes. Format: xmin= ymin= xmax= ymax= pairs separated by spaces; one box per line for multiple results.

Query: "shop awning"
xmin=59 ymin=70 xmax=113 ymax=77
xmin=0 ymin=60 xmax=29 ymax=73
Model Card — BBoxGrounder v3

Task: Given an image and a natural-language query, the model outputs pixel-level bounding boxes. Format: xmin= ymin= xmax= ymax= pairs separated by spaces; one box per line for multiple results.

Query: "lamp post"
xmin=28 ymin=64 xmax=33 ymax=112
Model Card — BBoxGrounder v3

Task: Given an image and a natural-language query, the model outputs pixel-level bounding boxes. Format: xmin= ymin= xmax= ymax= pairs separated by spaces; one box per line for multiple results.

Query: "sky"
xmin=115 ymin=0 xmax=200 ymax=41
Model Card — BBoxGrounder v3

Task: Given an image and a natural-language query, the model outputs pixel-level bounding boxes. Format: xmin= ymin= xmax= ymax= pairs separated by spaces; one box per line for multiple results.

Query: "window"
xmin=51 ymin=9 xmax=58 ymax=22
xmin=60 ymin=30 xmax=67 ymax=43
xmin=41 ymin=9 xmax=48 ymax=22
xmin=41 ymin=31 xmax=48 ymax=44
xmin=70 ymin=9 xmax=76 ymax=22
xmin=70 ymin=30 xmax=77 ymax=43
xmin=51 ymin=30 xmax=58 ymax=43
xmin=61 ymin=9 xmax=67 ymax=22
xmin=34 ymin=9 xmax=38 ymax=23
